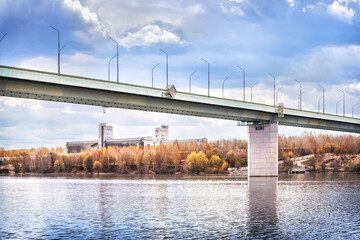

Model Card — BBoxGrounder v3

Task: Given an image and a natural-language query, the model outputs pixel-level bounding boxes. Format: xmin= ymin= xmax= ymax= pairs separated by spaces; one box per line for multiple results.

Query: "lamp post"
xmin=352 ymin=103 xmax=359 ymax=118
xmin=295 ymin=79 xmax=302 ymax=110
xmin=268 ymin=73 xmax=276 ymax=106
xmin=189 ymin=70 xmax=196 ymax=93
xmin=0 ymin=33 xmax=6 ymax=43
xmin=298 ymin=92 xmax=305 ymax=110
xmin=109 ymin=37 xmax=119 ymax=83
xmin=251 ymin=82 xmax=258 ymax=103
xmin=318 ymin=96 xmax=323 ymax=113
xmin=152 ymin=63 xmax=160 ymax=88
xmin=0 ymin=33 xmax=6 ymax=63
xmin=318 ymin=84 xmax=325 ymax=113
xmin=108 ymin=54 xmax=116 ymax=81
xmin=339 ymin=89 xmax=345 ymax=117
xmin=237 ymin=66 xmax=245 ymax=101
xmin=222 ymin=77 xmax=230 ymax=98
xmin=50 ymin=26 xmax=65 ymax=75
xmin=201 ymin=58 xmax=210 ymax=97
xmin=336 ymin=100 xmax=342 ymax=115
xmin=276 ymin=87 xmax=282 ymax=106
xmin=160 ymin=49 xmax=168 ymax=89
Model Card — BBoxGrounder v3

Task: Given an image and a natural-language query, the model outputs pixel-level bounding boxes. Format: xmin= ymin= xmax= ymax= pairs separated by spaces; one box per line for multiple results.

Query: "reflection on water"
xmin=248 ymin=177 xmax=278 ymax=238
xmin=0 ymin=173 xmax=359 ymax=239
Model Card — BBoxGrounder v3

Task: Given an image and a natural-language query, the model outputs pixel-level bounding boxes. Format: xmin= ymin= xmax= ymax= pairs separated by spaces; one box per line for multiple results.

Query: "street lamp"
xmin=160 ymin=49 xmax=168 ymax=89
xmin=50 ymin=26 xmax=65 ymax=75
xmin=108 ymin=54 xmax=116 ymax=81
xmin=251 ymin=82 xmax=258 ymax=103
xmin=352 ymin=103 xmax=359 ymax=118
xmin=276 ymin=87 xmax=282 ymax=106
xmin=0 ymin=33 xmax=7 ymax=63
xmin=318 ymin=84 xmax=325 ymax=114
xmin=339 ymin=89 xmax=345 ymax=117
xmin=109 ymin=37 xmax=119 ymax=83
xmin=152 ymin=63 xmax=160 ymax=88
xmin=294 ymin=79 xmax=302 ymax=110
xmin=336 ymin=100 xmax=342 ymax=115
xmin=222 ymin=77 xmax=230 ymax=98
xmin=318 ymin=96 xmax=323 ymax=113
xmin=298 ymin=92 xmax=305 ymax=110
xmin=237 ymin=66 xmax=245 ymax=101
xmin=189 ymin=70 xmax=196 ymax=93
xmin=0 ymin=33 xmax=6 ymax=43
xmin=268 ymin=73 xmax=276 ymax=106
xmin=201 ymin=58 xmax=210 ymax=97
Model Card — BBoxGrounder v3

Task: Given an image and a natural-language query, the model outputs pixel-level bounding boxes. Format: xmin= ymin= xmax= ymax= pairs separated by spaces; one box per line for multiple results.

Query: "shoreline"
xmin=0 ymin=171 xmax=358 ymax=180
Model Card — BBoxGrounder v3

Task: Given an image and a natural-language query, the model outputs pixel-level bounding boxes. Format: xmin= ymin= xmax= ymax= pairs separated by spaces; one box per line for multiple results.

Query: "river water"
xmin=0 ymin=173 xmax=359 ymax=239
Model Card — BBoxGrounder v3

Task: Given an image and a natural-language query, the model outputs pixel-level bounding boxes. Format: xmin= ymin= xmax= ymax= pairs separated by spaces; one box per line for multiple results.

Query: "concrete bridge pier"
xmin=248 ymin=122 xmax=278 ymax=177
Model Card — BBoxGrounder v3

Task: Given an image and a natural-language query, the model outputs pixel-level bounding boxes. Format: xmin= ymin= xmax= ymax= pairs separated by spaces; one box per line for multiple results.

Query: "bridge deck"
xmin=0 ymin=65 xmax=359 ymax=133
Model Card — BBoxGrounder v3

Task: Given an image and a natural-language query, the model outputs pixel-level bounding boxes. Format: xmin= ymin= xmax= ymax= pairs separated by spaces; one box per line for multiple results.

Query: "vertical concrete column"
xmin=248 ymin=122 xmax=278 ymax=177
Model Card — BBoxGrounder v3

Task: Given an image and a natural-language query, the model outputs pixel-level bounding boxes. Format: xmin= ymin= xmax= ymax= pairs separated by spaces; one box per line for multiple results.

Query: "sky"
xmin=0 ymin=0 xmax=359 ymax=149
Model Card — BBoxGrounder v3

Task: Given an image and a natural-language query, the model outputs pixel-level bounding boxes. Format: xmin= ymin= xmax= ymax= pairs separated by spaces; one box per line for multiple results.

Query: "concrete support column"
xmin=248 ymin=122 xmax=278 ymax=177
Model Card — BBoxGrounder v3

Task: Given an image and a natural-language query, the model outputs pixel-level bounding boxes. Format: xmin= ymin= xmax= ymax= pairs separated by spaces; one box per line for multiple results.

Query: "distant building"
xmin=155 ymin=125 xmax=169 ymax=144
xmin=66 ymin=140 xmax=98 ymax=153
xmin=162 ymin=138 xmax=207 ymax=144
xmin=99 ymin=123 xmax=113 ymax=147
xmin=106 ymin=136 xmax=153 ymax=148
xmin=66 ymin=123 xmax=154 ymax=153
xmin=66 ymin=123 xmax=206 ymax=153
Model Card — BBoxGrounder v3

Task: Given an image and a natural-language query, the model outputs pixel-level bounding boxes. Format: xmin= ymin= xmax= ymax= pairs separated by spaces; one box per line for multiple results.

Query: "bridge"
xmin=1 ymin=65 xmax=359 ymax=176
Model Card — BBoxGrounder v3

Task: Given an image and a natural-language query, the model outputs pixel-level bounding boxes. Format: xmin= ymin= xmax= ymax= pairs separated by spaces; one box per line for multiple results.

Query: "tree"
xmin=187 ymin=152 xmax=208 ymax=173
xmin=208 ymin=155 xmax=223 ymax=169
xmin=54 ymin=159 xmax=64 ymax=173
xmin=83 ymin=155 xmax=93 ymax=173
xmin=323 ymin=143 xmax=337 ymax=153
xmin=93 ymin=161 xmax=103 ymax=175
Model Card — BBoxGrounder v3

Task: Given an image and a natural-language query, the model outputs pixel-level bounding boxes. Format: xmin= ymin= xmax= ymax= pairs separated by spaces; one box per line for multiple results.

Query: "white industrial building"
xmin=98 ymin=123 xmax=113 ymax=148
xmin=66 ymin=123 xmax=207 ymax=153
xmin=155 ymin=125 xmax=169 ymax=144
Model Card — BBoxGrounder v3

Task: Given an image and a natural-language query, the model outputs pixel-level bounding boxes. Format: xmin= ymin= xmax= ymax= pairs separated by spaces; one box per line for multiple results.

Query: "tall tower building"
xmin=99 ymin=123 xmax=113 ymax=147
xmin=155 ymin=125 xmax=168 ymax=144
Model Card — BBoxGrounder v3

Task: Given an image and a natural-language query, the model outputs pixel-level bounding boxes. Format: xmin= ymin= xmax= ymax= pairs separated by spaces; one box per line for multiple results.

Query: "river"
xmin=0 ymin=173 xmax=359 ymax=239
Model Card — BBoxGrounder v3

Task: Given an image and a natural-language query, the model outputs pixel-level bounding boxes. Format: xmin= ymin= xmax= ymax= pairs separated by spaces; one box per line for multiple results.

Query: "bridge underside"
xmin=0 ymin=66 xmax=359 ymax=134
xmin=1 ymin=66 xmax=360 ymax=177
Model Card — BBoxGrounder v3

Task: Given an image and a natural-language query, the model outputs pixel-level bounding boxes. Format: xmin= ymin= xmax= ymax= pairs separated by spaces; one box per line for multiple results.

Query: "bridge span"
xmin=1 ymin=65 xmax=359 ymax=176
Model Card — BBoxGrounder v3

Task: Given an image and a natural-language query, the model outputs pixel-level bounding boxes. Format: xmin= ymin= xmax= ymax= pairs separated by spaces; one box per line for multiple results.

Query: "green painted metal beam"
xmin=0 ymin=65 xmax=359 ymax=133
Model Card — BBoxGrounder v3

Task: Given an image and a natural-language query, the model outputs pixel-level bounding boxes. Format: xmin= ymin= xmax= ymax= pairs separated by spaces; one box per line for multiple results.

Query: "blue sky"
xmin=0 ymin=0 xmax=359 ymax=149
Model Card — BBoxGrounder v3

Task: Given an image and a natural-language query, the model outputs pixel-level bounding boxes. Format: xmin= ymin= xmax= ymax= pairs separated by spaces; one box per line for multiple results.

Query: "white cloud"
xmin=229 ymin=0 xmax=247 ymax=3
xmin=327 ymin=0 xmax=355 ymax=23
xmin=286 ymin=0 xmax=295 ymax=7
xmin=62 ymin=0 xmax=187 ymax=48
xmin=291 ymin=45 xmax=360 ymax=80
xmin=302 ymin=4 xmax=315 ymax=13
xmin=302 ymin=1 xmax=356 ymax=23
xmin=230 ymin=6 xmax=246 ymax=16
xmin=349 ymin=82 xmax=360 ymax=92
xmin=0 ymin=97 xmax=42 ymax=110
xmin=220 ymin=3 xmax=246 ymax=16
xmin=65 ymin=52 xmax=99 ymax=66
xmin=119 ymin=25 xmax=184 ymax=48
xmin=19 ymin=56 xmax=57 ymax=72
xmin=338 ymin=0 xmax=359 ymax=5
xmin=62 ymin=0 xmax=108 ymax=36
xmin=63 ymin=0 xmax=98 ymax=24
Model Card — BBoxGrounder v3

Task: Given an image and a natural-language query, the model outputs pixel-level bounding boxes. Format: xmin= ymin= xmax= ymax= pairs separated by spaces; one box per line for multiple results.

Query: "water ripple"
xmin=0 ymin=173 xmax=359 ymax=239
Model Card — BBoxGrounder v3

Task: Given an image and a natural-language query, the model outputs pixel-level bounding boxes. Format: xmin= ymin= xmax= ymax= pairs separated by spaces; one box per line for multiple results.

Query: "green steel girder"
xmin=0 ymin=65 xmax=359 ymax=134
